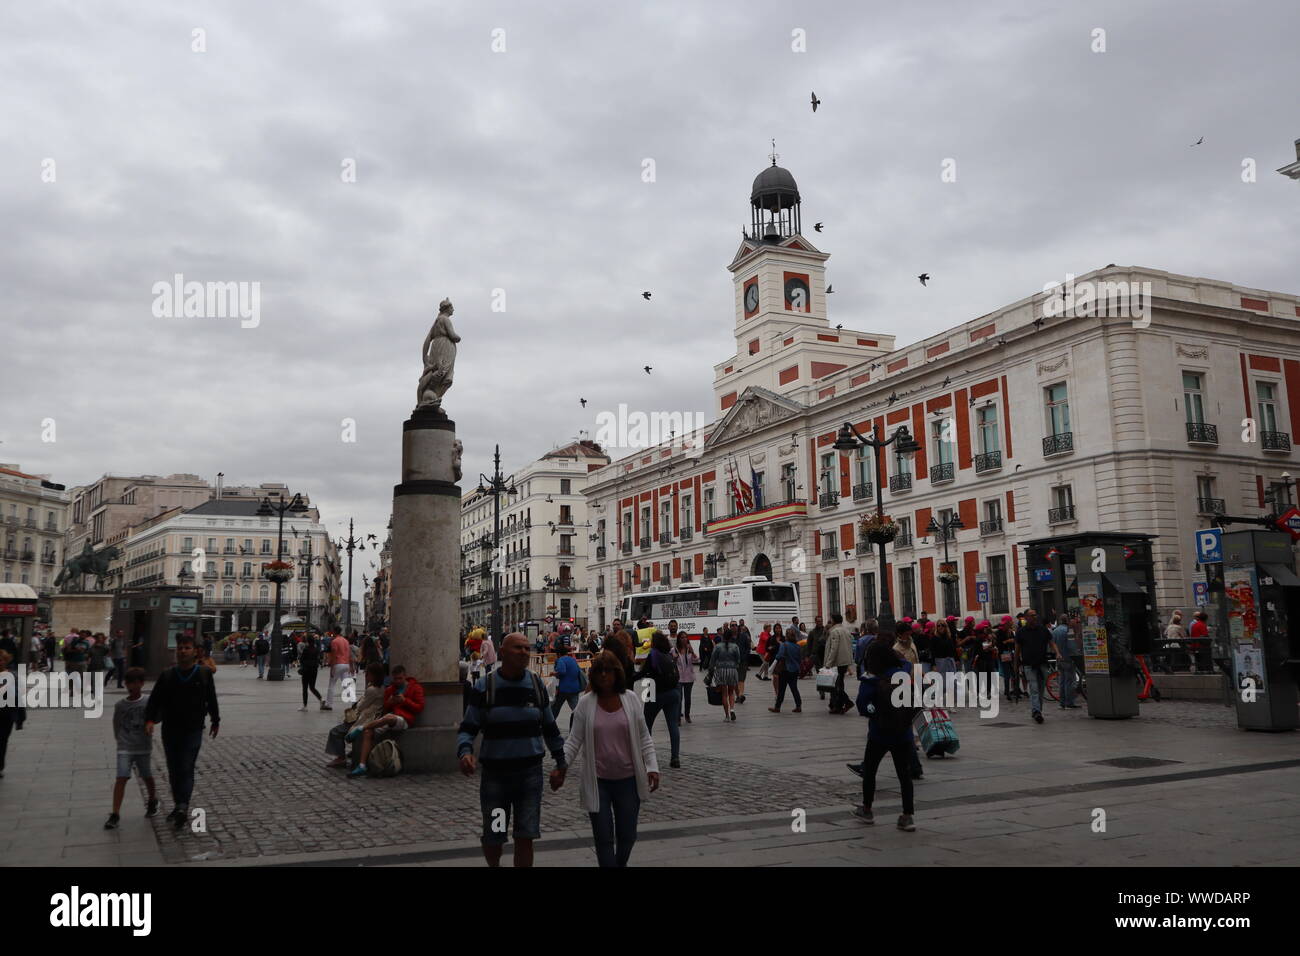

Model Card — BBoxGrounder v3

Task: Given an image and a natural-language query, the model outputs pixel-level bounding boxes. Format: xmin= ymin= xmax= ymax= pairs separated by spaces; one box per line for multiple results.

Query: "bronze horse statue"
xmin=54 ymin=541 xmax=122 ymax=591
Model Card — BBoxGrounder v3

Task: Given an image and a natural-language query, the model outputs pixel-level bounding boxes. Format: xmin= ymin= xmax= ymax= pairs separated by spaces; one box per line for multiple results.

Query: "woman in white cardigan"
xmin=552 ymin=650 xmax=660 ymax=867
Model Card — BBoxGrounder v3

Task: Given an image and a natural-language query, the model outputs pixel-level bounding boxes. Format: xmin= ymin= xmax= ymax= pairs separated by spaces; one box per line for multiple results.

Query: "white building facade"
xmin=584 ymin=163 xmax=1300 ymax=630
xmin=461 ymin=441 xmax=609 ymax=632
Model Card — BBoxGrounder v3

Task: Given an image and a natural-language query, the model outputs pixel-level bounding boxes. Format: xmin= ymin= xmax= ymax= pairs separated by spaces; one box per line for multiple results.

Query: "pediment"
xmin=705 ymin=387 xmax=806 ymax=450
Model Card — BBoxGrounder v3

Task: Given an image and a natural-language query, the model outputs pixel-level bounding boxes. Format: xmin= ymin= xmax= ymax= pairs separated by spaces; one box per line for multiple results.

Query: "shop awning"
xmin=1101 ymin=571 xmax=1146 ymax=594
xmin=1261 ymin=563 xmax=1300 ymax=587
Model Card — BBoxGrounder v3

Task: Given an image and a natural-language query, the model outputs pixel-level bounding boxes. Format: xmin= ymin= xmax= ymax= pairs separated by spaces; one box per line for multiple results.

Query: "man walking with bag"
xmin=823 ymin=613 xmax=855 ymax=714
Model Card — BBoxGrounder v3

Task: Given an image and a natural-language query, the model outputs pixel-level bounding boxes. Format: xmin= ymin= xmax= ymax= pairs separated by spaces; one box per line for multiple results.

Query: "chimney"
xmin=216 ymin=472 xmax=224 ymax=500
xmin=1294 ymin=138 xmax=1300 ymax=161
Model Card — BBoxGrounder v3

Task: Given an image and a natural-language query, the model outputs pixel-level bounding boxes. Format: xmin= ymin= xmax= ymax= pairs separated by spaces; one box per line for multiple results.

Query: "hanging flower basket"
xmin=262 ymin=560 xmax=294 ymax=584
xmin=937 ymin=571 xmax=960 ymax=585
xmin=859 ymin=513 xmax=898 ymax=544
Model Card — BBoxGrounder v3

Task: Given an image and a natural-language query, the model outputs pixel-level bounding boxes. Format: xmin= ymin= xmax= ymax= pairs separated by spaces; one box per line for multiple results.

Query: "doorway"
xmin=751 ymin=553 xmax=772 ymax=580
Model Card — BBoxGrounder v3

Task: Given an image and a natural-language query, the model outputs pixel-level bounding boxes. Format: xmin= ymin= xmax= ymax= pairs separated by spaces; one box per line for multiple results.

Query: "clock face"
xmin=744 ymin=283 xmax=759 ymax=314
xmin=784 ymin=275 xmax=810 ymax=312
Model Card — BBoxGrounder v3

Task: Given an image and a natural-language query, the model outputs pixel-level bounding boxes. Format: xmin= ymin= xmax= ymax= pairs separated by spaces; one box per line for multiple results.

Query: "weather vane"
xmin=769 ymin=138 xmax=779 ymax=166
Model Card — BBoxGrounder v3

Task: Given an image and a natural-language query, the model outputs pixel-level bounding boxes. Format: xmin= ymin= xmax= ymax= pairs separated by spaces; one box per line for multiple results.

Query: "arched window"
xmin=204 ymin=585 xmax=214 ymax=601
xmin=241 ymin=585 xmax=251 ymax=600
xmin=259 ymin=585 xmax=269 ymax=600
xmin=223 ymin=585 xmax=233 ymax=600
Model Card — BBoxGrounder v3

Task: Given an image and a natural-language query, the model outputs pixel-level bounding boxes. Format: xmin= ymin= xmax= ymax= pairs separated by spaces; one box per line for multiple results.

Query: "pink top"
xmin=592 ymin=700 xmax=635 ymax=780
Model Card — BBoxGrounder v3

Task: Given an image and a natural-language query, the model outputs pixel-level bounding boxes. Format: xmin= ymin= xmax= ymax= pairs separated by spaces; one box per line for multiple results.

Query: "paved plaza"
xmin=2 ymin=663 xmax=1298 ymax=867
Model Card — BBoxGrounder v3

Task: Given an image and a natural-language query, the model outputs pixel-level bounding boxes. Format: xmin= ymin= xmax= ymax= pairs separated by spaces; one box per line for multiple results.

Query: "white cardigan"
xmin=562 ymin=690 xmax=659 ymax=812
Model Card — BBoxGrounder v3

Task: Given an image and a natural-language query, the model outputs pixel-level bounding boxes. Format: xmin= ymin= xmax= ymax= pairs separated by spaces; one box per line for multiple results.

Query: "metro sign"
xmin=1276 ymin=506 xmax=1300 ymax=542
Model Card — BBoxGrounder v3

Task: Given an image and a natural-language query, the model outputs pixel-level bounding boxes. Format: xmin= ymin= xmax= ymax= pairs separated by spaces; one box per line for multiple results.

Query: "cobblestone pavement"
xmin=2 ymin=663 xmax=1296 ymax=866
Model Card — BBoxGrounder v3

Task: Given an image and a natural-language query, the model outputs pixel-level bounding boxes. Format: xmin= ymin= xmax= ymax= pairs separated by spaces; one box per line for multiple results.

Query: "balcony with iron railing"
xmin=1048 ymin=505 xmax=1076 ymax=524
xmin=930 ymin=462 xmax=954 ymax=484
xmin=681 ymin=571 xmax=693 ymax=582
xmin=23 ymin=518 xmax=36 ymax=528
xmin=639 ymin=536 xmax=651 ymax=550
xmin=819 ymin=491 xmax=839 ymax=510
xmin=1262 ymin=430 xmax=1291 ymax=452
xmin=1185 ymin=422 xmax=1218 ymax=445
xmin=41 ymin=553 xmax=57 ymax=564
xmin=889 ymin=474 xmax=912 ymax=493
xmin=1043 ymin=432 xmax=1073 ymax=457
xmin=19 ymin=550 xmax=35 ymax=562
xmin=558 ymin=545 xmax=575 ymax=556
xmin=703 ymin=498 xmax=807 ymax=535
xmin=621 ymin=542 xmax=633 ymax=555
xmin=980 ymin=518 xmax=1003 ymax=535
xmin=596 ymin=546 xmax=607 ymax=560
xmin=679 ymin=527 xmax=692 ymax=543
xmin=893 ymin=533 xmax=914 ymax=549
xmin=1197 ymin=497 xmax=1226 ymax=515
xmin=659 ymin=531 xmax=671 ymax=545
xmin=821 ymin=548 xmax=838 ymax=562
xmin=856 ymin=539 xmax=871 ymax=555
xmin=595 ymin=587 xmax=605 ymax=598
xmin=852 ymin=482 xmax=872 ymax=502
xmin=45 ymin=521 xmax=58 ymax=532
xmin=974 ymin=451 xmax=1001 ymax=473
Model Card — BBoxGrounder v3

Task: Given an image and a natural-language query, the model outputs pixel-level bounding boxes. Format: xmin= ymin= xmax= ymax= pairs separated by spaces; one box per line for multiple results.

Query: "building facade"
xmin=114 ymin=485 xmax=341 ymax=633
xmin=0 ymin=465 xmax=71 ymax=597
xmin=460 ymin=441 xmax=609 ymax=632
xmin=584 ymin=163 xmax=1300 ymax=629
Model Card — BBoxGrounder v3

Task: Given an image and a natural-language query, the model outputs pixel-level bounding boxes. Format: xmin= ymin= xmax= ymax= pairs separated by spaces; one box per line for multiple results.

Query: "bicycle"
xmin=1044 ymin=657 xmax=1086 ymax=703
xmin=1044 ymin=654 xmax=1161 ymax=702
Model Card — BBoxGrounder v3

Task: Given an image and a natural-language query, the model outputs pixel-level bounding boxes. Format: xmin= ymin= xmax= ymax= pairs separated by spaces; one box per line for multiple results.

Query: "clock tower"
xmin=713 ymin=157 xmax=892 ymax=413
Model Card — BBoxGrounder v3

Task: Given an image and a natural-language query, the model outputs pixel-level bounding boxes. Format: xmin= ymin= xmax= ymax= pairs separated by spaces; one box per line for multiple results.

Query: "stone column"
xmin=388 ymin=406 xmax=463 ymax=772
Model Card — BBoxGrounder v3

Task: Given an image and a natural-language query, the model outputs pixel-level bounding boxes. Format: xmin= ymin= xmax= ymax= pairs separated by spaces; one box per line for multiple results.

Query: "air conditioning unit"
xmin=648 ymin=585 xmax=668 ymax=592
xmin=740 ymin=575 xmax=768 ymax=584
xmin=714 ymin=577 xmax=735 ymax=586
xmin=678 ymin=582 xmax=701 ymax=589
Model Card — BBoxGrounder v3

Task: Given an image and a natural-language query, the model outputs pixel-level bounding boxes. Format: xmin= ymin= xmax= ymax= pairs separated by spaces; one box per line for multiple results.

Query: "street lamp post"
xmin=255 ymin=491 xmax=308 ymax=681
xmin=833 ymin=421 xmax=920 ymax=632
xmin=477 ymin=444 xmax=517 ymax=641
xmin=296 ymin=537 xmax=322 ymax=630
xmin=925 ymin=511 xmax=965 ymax=618
xmin=335 ymin=519 xmax=367 ymax=637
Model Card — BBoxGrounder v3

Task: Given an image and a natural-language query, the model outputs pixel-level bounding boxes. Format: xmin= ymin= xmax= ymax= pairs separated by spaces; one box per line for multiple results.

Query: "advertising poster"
xmin=1224 ymin=565 xmax=1265 ymax=696
xmin=1079 ymin=579 xmax=1109 ymax=675
xmin=1233 ymin=644 xmax=1266 ymax=698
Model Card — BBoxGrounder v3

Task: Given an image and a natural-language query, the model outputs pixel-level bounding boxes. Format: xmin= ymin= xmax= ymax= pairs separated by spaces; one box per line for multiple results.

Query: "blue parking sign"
xmin=1195 ymin=528 xmax=1222 ymax=564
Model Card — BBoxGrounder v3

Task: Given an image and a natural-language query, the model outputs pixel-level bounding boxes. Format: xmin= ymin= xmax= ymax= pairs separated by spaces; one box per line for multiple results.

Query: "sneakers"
xmin=669 ymin=757 xmax=681 ymax=769
xmin=104 ymin=813 xmax=120 ymax=830
xmin=768 ymin=707 xmax=781 ymax=713
xmin=348 ymin=764 xmax=367 ymax=777
xmin=172 ymin=805 xmax=188 ymax=829
xmin=165 ymin=808 xmax=183 ymax=825
xmin=730 ymin=711 xmax=737 ymax=721
xmin=737 ymin=695 xmax=746 ymax=704
xmin=299 ymin=705 xmax=308 ymax=712
xmin=846 ymin=763 xmax=863 ymax=777
xmin=1033 ymin=711 xmax=1044 ymax=724
xmin=792 ymin=707 xmax=802 ymax=713
xmin=852 ymin=806 xmax=874 ymax=824
xmin=346 ymin=725 xmax=365 ymax=742
xmin=684 ymin=714 xmax=691 ymax=723
xmin=320 ymin=703 xmax=333 ymax=711
xmin=897 ymin=814 xmax=916 ymax=832
xmin=145 ymin=798 xmax=159 ymax=817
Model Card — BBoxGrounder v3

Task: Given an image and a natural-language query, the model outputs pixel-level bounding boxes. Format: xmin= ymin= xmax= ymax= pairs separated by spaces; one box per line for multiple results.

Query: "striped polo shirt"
xmin=457 ymin=670 xmax=566 ymax=772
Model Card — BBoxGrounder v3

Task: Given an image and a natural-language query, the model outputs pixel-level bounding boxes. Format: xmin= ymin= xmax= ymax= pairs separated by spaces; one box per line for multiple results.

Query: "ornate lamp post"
xmin=296 ymin=537 xmax=324 ymax=630
xmin=833 ymin=421 xmax=920 ymax=631
xmin=925 ymin=512 xmax=965 ymax=618
xmin=476 ymin=445 xmax=517 ymax=641
xmin=334 ymin=519 xmax=369 ymax=637
xmin=255 ymin=491 xmax=308 ymax=681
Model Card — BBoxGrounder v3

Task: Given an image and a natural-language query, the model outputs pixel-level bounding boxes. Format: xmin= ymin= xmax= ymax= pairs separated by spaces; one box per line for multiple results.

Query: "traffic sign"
xmin=1195 ymin=528 xmax=1223 ymax=563
xmin=975 ymin=576 xmax=990 ymax=605
xmin=1192 ymin=581 xmax=1209 ymax=607
xmin=1275 ymin=507 xmax=1300 ymax=542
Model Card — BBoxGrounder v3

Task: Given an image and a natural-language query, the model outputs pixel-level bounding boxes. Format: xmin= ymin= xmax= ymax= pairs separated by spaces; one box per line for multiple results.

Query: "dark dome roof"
xmin=750 ymin=164 xmax=800 ymax=208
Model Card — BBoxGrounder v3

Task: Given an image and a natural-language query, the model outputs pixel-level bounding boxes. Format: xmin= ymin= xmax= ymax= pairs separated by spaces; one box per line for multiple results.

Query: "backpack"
xmin=856 ymin=671 xmax=912 ymax=735
xmin=653 ymin=649 xmax=680 ymax=692
xmin=368 ymin=739 xmax=402 ymax=777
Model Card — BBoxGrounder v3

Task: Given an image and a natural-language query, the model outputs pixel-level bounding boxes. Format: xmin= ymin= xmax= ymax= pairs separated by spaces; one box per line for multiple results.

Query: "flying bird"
xmin=810 ymin=91 xmax=820 ymax=112
xmin=643 ymin=366 xmax=652 ymax=375
xmin=814 ymin=222 xmax=823 ymax=232
xmin=918 ymin=273 xmax=930 ymax=286
xmin=579 ymin=398 xmax=587 ymax=408
xmin=641 ymin=291 xmax=652 ymax=300
xmin=1190 ymin=137 xmax=1203 ymax=146
xmin=826 ymin=284 xmax=835 ymax=294
xmin=238 ymin=546 xmax=247 ymax=555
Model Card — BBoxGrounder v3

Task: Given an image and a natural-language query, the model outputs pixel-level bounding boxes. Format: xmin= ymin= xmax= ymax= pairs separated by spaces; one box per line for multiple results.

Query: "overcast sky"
xmin=3 ymin=0 xmax=1297 ymax=601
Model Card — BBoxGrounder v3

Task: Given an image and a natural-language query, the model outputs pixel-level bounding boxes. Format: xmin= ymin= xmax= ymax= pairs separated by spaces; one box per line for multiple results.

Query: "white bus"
xmin=618 ymin=577 xmax=800 ymax=655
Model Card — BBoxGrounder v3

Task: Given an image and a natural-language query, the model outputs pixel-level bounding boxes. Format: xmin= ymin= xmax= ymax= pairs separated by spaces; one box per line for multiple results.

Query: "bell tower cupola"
xmin=748 ymin=144 xmax=802 ymax=241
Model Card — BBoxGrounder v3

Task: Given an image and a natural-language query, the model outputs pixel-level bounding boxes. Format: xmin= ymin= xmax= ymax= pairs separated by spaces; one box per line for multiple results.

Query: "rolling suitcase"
xmin=913 ymin=707 xmax=960 ymax=757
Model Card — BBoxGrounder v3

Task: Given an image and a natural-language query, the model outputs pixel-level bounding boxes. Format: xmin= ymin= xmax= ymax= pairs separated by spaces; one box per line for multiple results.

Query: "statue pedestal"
xmin=389 ymin=405 xmax=463 ymax=772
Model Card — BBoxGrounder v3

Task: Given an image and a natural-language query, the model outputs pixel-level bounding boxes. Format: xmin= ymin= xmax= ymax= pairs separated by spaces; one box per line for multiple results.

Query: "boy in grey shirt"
xmin=105 ymin=667 xmax=158 ymax=829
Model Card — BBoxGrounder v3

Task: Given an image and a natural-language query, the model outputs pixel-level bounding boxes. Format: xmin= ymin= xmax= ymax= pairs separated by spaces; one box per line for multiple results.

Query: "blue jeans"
xmin=589 ymin=776 xmax=641 ymax=867
xmin=644 ymin=687 xmax=681 ymax=760
xmin=161 ymin=728 xmax=204 ymax=808
xmin=1022 ymin=663 xmax=1047 ymax=714
xmin=551 ymin=691 xmax=581 ymax=723
xmin=256 ymin=654 xmax=267 ymax=678
xmin=681 ymin=682 xmax=693 ymax=718
xmin=1058 ymin=657 xmax=1079 ymax=706
xmin=999 ymin=660 xmax=1019 ymax=697
xmin=112 ymin=658 xmax=126 ymax=688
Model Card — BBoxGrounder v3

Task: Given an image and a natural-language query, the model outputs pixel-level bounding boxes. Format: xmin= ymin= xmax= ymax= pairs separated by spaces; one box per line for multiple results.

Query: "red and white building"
xmin=583 ymin=162 xmax=1300 ymax=630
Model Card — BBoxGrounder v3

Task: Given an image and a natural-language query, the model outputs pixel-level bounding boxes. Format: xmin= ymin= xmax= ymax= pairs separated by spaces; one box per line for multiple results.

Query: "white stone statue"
xmin=418 ymin=298 xmax=460 ymax=408
xmin=452 ymin=439 xmax=463 ymax=482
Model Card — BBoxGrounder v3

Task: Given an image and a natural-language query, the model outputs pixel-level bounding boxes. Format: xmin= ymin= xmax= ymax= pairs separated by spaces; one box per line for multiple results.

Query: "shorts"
xmin=736 ymin=660 xmax=749 ymax=679
xmin=374 ymin=715 xmax=408 ymax=737
xmin=479 ymin=764 xmax=544 ymax=846
xmin=116 ymin=752 xmax=152 ymax=778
